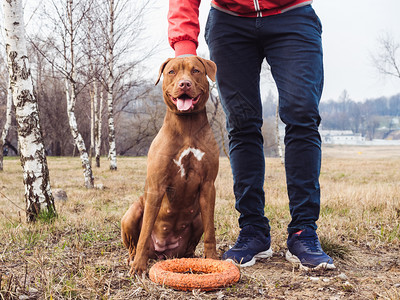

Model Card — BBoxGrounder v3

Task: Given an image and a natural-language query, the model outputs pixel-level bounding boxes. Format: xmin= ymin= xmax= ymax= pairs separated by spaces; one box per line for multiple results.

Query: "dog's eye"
xmin=192 ymin=68 xmax=200 ymax=74
xmin=168 ymin=70 xmax=176 ymax=75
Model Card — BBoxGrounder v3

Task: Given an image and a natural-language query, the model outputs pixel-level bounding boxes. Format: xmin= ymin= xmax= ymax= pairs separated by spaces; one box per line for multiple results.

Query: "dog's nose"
xmin=178 ymin=80 xmax=192 ymax=90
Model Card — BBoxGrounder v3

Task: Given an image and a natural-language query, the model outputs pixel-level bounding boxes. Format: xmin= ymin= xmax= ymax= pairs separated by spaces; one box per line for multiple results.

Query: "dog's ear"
xmin=196 ymin=57 xmax=217 ymax=82
xmin=155 ymin=58 xmax=173 ymax=85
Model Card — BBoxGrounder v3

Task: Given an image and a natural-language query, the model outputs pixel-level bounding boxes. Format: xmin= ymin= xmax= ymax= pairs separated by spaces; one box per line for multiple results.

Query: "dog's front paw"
xmin=129 ymin=257 xmax=147 ymax=276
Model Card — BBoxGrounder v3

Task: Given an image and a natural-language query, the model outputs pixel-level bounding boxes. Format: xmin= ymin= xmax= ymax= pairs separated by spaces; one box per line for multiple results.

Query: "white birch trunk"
xmin=88 ymin=38 xmax=94 ymax=166
xmin=65 ymin=0 xmax=94 ymax=188
xmin=107 ymin=0 xmax=117 ymax=171
xmin=3 ymin=0 xmax=56 ymax=221
xmin=90 ymin=83 xmax=94 ymax=165
xmin=65 ymin=80 xmax=94 ymax=188
xmin=94 ymin=80 xmax=102 ymax=168
xmin=276 ymin=102 xmax=284 ymax=164
xmin=0 ymin=85 xmax=13 ymax=171
xmin=107 ymin=81 xmax=117 ymax=170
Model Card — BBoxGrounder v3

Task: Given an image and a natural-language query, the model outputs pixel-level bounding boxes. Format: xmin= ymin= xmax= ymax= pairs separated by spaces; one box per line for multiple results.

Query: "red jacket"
xmin=168 ymin=0 xmax=313 ymax=57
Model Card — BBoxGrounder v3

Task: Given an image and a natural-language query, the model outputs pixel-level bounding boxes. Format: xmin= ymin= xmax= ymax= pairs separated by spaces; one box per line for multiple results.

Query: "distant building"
xmin=319 ymin=129 xmax=400 ymax=145
xmin=277 ymin=125 xmax=400 ymax=146
xmin=319 ymin=130 xmax=365 ymax=145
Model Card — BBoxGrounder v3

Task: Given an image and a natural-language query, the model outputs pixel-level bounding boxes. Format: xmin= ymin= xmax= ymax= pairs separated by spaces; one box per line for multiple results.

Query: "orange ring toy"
xmin=149 ymin=258 xmax=240 ymax=291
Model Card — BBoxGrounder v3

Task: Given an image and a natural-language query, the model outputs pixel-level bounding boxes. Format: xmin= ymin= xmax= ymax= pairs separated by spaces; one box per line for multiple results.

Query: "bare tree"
xmin=64 ymin=0 xmax=94 ymax=187
xmin=87 ymin=38 xmax=95 ymax=165
xmin=83 ymin=5 xmax=104 ymax=167
xmin=3 ymin=0 xmax=56 ymax=221
xmin=366 ymin=116 xmax=380 ymax=140
xmin=96 ymin=0 xmax=151 ymax=168
xmin=104 ymin=0 xmax=117 ymax=170
xmin=95 ymin=85 xmax=104 ymax=166
xmin=35 ymin=0 xmax=95 ymax=187
xmin=373 ymin=33 xmax=400 ymax=80
xmin=97 ymin=0 xmax=155 ymax=162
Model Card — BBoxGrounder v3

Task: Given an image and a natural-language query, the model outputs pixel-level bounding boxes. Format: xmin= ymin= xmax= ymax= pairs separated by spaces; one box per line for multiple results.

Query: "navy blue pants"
xmin=205 ymin=5 xmax=323 ymax=235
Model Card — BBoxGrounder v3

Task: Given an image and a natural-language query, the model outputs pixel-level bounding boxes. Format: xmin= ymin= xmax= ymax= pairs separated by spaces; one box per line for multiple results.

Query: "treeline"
xmin=262 ymin=90 xmax=400 ymax=140
xmin=319 ymin=92 xmax=400 ymax=139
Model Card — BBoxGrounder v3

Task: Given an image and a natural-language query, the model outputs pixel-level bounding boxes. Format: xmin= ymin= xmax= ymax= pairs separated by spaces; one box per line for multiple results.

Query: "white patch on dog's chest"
xmin=173 ymin=147 xmax=205 ymax=177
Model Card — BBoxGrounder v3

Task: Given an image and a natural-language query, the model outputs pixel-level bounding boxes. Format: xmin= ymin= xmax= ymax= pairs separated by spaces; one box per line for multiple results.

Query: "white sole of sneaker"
xmin=225 ymin=247 xmax=273 ymax=268
xmin=285 ymin=250 xmax=336 ymax=271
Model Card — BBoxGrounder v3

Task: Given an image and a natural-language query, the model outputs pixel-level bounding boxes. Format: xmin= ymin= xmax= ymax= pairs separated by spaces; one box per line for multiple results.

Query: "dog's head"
xmin=156 ymin=56 xmax=217 ymax=113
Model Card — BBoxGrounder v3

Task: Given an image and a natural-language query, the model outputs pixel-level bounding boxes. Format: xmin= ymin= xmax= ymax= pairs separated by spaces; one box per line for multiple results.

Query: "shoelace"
xmin=297 ymin=233 xmax=321 ymax=253
xmin=233 ymin=234 xmax=253 ymax=248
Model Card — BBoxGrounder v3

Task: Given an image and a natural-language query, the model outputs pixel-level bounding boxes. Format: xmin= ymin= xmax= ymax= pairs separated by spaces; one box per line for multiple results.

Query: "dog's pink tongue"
xmin=177 ymin=99 xmax=193 ymax=111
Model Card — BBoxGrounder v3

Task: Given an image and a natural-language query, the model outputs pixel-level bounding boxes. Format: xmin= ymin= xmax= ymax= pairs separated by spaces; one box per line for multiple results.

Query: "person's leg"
xmin=205 ymin=8 xmax=272 ymax=267
xmin=205 ymin=8 xmax=269 ymax=235
xmin=262 ymin=5 xmax=323 ymax=234
xmin=262 ymin=5 xmax=334 ymax=269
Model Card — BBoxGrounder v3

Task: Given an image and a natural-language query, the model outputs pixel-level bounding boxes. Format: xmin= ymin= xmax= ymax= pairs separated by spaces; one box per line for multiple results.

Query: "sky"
xmin=145 ymin=0 xmax=400 ymax=103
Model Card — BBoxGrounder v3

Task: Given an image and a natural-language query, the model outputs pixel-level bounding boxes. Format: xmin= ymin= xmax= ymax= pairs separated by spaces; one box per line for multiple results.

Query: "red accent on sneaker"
xmin=295 ymin=230 xmax=303 ymax=235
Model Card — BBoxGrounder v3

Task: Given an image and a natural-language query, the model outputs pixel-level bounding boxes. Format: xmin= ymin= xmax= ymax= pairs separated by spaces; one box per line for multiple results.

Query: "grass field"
xmin=0 ymin=145 xmax=399 ymax=299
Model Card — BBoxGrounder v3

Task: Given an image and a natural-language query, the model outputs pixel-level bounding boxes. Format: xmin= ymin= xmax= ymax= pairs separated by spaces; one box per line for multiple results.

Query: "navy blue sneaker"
xmin=286 ymin=228 xmax=335 ymax=270
xmin=222 ymin=225 xmax=273 ymax=267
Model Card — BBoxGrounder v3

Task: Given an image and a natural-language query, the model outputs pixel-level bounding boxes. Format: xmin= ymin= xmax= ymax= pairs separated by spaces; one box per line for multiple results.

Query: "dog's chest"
xmin=172 ymin=146 xmax=206 ymax=180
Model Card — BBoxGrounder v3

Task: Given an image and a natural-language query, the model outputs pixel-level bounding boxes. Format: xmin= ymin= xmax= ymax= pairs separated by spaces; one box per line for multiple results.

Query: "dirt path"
xmin=232 ymin=244 xmax=400 ymax=299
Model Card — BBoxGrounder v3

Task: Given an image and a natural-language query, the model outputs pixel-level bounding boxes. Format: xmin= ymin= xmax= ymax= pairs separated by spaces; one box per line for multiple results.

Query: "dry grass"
xmin=0 ymin=145 xmax=400 ymax=299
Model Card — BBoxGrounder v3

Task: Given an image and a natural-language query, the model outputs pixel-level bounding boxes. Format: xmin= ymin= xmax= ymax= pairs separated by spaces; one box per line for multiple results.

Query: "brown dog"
xmin=121 ymin=56 xmax=219 ymax=275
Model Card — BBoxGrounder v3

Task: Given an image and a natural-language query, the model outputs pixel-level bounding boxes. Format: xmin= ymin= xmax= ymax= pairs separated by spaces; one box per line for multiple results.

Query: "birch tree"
xmin=88 ymin=60 xmax=102 ymax=168
xmin=275 ymin=102 xmax=284 ymax=164
xmin=64 ymin=0 xmax=94 ymax=188
xmin=105 ymin=0 xmax=117 ymax=170
xmin=88 ymin=39 xmax=95 ymax=165
xmin=96 ymin=0 xmax=153 ymax=170
xmin=85 ymin=10 xmax=104 ymax=168
xmin=93 ymin=81 xmax=104 ymax=168
xmin=95 ymin=84 xmax=103 ymax=167
xmin=2 ymin=0 xmax=56 ymax=221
